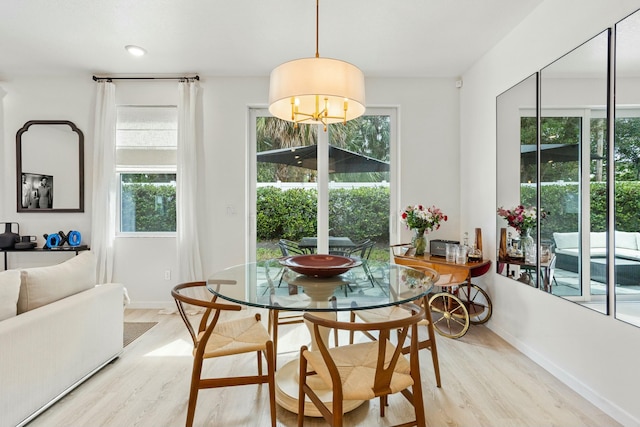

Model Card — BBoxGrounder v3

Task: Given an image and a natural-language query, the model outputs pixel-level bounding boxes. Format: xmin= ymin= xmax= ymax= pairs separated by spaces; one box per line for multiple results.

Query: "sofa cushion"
xmin=616 ymin=231 xmax=639 ymax=250
xmin=553 ymin=232 xmax=579 ymax=250
xmin=616 ymin=248 xmax=640 ymax=261
xmin=17 ymin=251 xmax=96 ymax=314
xmin=591 ymin=232 xmax=607 ymax=248
xmin=0 ymin=270 xmax=21 ymax=321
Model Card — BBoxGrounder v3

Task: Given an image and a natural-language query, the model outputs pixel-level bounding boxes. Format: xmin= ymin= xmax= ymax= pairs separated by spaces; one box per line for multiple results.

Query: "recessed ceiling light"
xmin=125 ymin=45 xmax=147 ymax=57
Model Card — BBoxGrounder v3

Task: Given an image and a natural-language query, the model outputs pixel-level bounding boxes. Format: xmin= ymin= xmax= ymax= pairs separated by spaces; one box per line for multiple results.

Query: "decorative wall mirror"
xmin=539 ymin=29 xmax=609 ymax=314
xmin=614 ymin=9 xmax=640 ymax=327
xmin=496 ymin=73 xmax=538 ymax=286
xmin=496 ymin=29 xmax=610 ymax=315
xmin=16 ymin=120 xmax=84 ymax=213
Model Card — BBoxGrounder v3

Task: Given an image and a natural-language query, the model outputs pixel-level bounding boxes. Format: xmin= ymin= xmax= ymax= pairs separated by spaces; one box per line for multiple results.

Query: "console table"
xmin=1 ymin=246 xmax=89 ymax=270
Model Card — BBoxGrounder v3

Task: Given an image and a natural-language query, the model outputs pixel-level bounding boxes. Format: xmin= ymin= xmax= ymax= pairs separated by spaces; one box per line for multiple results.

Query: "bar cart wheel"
xmin=428 ymin=292 xmax=470 ymax=339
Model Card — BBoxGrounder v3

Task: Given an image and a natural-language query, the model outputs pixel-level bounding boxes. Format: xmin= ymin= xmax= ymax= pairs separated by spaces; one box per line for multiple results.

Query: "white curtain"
xmin=91 ymin=81 xmax=117 ymax=284
xmin=177 ymin=80 xmax=204 ymax=282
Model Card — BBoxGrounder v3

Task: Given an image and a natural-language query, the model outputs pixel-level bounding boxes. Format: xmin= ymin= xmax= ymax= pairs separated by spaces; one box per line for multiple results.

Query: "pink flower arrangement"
xmin=400 ymin=204 xmax=448 ymax=233
xmin=497 ymin=205 xmax=547 ymax=234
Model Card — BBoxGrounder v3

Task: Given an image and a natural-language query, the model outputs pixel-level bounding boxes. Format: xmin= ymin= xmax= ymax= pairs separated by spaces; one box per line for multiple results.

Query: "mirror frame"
xmin=16 ymin=120 xmax=85 ymax=213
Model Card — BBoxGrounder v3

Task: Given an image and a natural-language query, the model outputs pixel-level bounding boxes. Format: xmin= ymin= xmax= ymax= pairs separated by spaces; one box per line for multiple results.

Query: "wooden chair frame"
xmin=172 ymin=281 xmax=276 ymax=427
xmin=350 ymin=265 xmax=442 ymax=388
xmin=298 ymin=304 xmax=427 ymax=427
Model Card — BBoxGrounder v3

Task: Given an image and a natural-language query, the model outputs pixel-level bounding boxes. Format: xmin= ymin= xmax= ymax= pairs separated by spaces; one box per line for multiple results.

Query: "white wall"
xmin=1 ymin=77 xmax=95 ymax=268
xmin=198 ymin=76 xmax=461 ymax=300
xmin=460 ymin=0 xmax=640 ymax=425
xmin=1 ymin=76 xmax=460 ymax=308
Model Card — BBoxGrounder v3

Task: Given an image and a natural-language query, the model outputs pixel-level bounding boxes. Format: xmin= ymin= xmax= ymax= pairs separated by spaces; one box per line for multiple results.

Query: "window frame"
xmin=115 ymin=104 xmax=178 ymax=238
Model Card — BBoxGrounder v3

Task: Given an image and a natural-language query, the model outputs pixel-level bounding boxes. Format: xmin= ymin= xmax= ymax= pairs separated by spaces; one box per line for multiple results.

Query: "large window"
xmin=116 ymin=106 xmax=177 ymax=234
xmin=251 ymin=108 xmax=395 ymax=262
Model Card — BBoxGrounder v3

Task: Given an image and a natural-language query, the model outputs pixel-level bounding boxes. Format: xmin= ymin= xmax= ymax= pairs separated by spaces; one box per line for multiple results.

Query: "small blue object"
xmin=46 ymin=233 xmax=61 ymax=248
xmin=68 ymin=230 xmax=81 ymax=247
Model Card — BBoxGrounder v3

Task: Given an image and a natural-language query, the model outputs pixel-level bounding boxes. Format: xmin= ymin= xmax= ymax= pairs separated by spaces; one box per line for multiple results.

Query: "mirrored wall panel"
xmin=540 ymin=29 xmax=610 ymax=314
xmin=496 ymin=74 xmax=539 ymax=287
xmin=614 ymin=9 xmax=640 ymax=327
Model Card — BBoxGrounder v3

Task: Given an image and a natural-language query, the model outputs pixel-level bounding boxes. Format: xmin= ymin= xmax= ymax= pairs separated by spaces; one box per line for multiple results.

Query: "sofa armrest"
xmin=0 ymin=283 xmax=124 ymax=427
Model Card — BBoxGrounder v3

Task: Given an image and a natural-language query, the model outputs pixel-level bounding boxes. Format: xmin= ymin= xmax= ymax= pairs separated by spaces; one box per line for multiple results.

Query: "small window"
xmin=116 ymin=106 xmax=177 ymax=234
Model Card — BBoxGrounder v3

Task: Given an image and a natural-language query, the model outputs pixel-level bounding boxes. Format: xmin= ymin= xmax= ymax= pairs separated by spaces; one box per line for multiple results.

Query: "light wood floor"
xmin=28 ymin=308 xmax=619 ymax=427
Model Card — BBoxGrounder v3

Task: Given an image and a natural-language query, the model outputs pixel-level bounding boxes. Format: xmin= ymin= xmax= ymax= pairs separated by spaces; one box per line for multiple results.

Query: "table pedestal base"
xmin=275 ymin=359 xmax=363 ymax=417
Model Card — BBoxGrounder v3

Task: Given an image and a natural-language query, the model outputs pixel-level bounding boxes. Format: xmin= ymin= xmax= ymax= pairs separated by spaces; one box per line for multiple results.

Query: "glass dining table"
xmin=206 ymin=258 xmax=438 ymax=416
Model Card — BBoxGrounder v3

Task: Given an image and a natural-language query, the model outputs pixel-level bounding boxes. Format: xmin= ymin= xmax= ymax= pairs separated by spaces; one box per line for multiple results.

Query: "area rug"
xmin=123 ymin=322 xmax=157 ymax=347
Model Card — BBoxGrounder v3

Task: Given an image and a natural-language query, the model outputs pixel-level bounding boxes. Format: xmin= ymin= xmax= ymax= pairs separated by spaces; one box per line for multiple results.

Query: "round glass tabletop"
xmin=206 ymin=259 xmax=437 ymax=312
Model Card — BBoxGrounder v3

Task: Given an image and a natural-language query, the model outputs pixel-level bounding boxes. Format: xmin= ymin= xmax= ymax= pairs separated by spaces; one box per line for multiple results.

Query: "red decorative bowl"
xmin=279 ymin=254 xmax=361 ymax=277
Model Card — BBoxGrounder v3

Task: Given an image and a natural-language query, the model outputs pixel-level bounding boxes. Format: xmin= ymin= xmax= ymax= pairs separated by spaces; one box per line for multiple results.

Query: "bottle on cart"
xmin=456 ymin=232 xmax=470 ymax=264
xmin=469 ymin=228 xmax=483 ymax=262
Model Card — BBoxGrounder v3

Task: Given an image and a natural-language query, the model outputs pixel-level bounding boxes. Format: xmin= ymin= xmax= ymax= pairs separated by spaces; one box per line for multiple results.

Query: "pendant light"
xmin=268 ymin=0 xmax=366 ymax=131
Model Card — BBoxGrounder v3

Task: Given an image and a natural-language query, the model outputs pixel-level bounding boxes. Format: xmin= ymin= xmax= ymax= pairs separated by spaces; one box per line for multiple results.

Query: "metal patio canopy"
xmin=520 ymin=143 xmax=604 ymax=165
xmin=257 ymin=144 xmax=390 ymax=173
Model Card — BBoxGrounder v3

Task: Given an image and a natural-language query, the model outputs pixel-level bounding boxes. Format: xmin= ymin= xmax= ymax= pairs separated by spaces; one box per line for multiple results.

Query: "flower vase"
xmin=521 ymin=229 xmax=536 ymax=264
xmin=412 ymin=228 xmax=427 ymax=255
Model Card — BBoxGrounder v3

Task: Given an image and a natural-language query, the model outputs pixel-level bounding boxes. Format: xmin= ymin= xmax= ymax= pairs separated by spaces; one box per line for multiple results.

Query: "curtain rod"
xmin=92 ymin=75 xmax=199 ymax=82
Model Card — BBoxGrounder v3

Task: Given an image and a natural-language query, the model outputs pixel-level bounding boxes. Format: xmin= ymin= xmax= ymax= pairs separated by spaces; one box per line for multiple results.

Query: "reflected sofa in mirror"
xmin=496 ymin=73 xmax=540 ymax=287
xmin=16 ymin=120 xmax=84 ymax=213
xmin=614 ymin=9 xmax=640 ymax=327
xmin=540 ymin=29 xmax=609 ymax=314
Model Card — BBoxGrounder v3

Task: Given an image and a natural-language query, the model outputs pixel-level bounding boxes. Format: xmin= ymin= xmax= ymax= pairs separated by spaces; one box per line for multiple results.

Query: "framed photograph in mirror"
xmin=16 ymin=120 xmax=84 ymax=213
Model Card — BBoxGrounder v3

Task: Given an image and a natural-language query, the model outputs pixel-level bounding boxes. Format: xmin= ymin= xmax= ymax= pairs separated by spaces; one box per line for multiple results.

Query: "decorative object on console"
xmin=44 ymin=233 xmax=61 ymax=249
xmin=400 ymin=204 xmax=448 ymax=255
xmin=14 ymin=235 xmax=37 ymax=250
xmin=0 ymin=222 xmax=20 ymax=249
xmin=43 ymin=230 xmax=84 ymax=249
xmin=67 ymin=230 xmax=82 ymax=246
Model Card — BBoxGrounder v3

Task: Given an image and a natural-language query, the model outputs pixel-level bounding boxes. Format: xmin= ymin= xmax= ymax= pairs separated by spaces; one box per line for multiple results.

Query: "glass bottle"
xmin=469 ymin=232 xmax=483 ymax=262
xmin=456 ymin=232 xmax=470 ymax=264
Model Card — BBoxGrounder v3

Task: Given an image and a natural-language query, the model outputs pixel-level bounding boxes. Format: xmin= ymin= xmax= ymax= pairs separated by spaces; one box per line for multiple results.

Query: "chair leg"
xmin=265 ymin=341 xmax=276 ymax=427
xmin=424 ymin=307 xmax=442 ymax=388
xmin=363 ymin=262 xmax=376 ymax=287
xmin=412 ymin=378 xmax=427 ymax=427
xmin=277 ymin=268 xmax=286 ymax=287
xmin=186 ymin=355 xmax=204 ymax=427
xmin=257 ymin=350 xmax=263 ymax=376
xmin=297 ymin=348 xmax=308 ymax=427
xmin=349 ymin=311 xmax=356 ymax=344
xmin=270 ymin=310 xmax=279 ymax=365
xmin=409 ymin=329 xmax=427 ymax=427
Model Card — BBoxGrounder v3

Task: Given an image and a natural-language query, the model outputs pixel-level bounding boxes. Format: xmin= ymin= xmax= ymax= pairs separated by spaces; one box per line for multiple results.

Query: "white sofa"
xmin=552 ymin=231 xmax=640 ymax=273
xmin=0 ymin=252 xmax=124 ymax=427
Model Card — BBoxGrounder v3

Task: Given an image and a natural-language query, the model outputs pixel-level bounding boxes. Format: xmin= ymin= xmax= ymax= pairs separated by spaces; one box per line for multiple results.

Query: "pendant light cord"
xmin=315 ymin=0 xmax=320 ymax=58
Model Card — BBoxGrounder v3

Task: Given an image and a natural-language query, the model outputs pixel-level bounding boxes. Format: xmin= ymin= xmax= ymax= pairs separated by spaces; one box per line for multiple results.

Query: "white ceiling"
xmin=0 ymin=0 xmax=544 ymax=80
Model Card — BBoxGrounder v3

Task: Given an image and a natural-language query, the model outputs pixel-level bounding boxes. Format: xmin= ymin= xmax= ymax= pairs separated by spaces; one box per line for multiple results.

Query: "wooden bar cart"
xmin=392 ymin=245 xmax=492 ymax=338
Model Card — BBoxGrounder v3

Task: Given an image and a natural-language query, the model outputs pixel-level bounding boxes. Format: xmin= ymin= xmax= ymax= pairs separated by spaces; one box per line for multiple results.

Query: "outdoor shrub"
xmin=329 ymin=187 xmax=389 ymax=242
xmin=256 ymin=185 xmax=390 ymax=243
xmin=121 ymin=183 xmax=176 ymax=232
xmin=520 ymin=182 xmax=640 ymax=239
